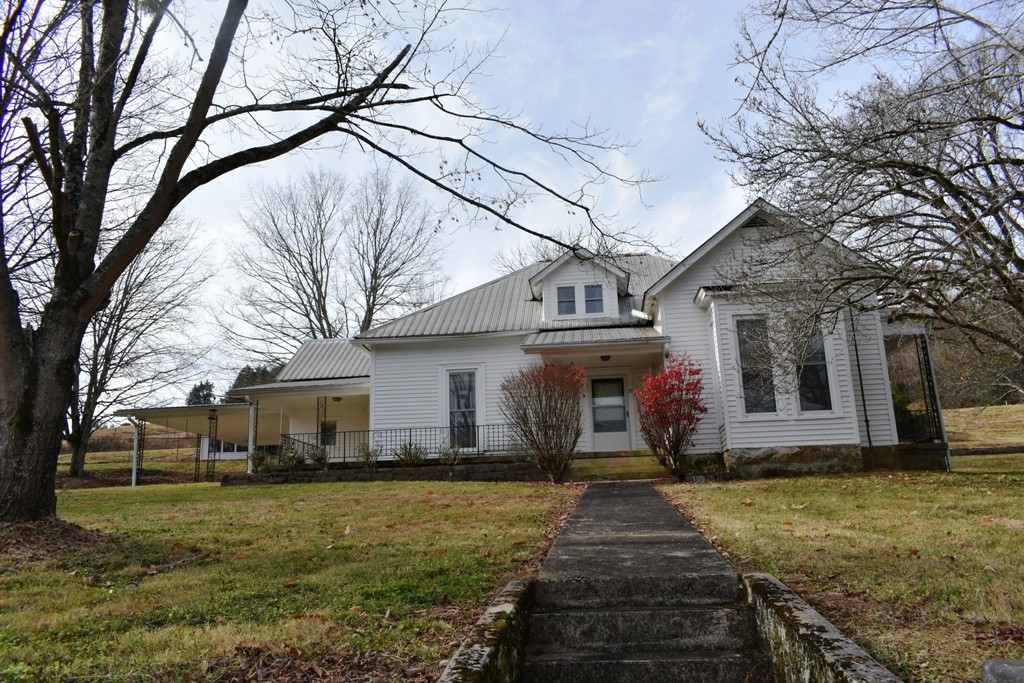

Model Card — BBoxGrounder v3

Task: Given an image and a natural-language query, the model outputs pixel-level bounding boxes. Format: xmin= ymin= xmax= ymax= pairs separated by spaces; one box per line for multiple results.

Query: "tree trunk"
xmin=0 ymin=310 xmax=86 ymax=522
xmin=68 ymin=434 xmax=88 ymax=478
xmin=67 ymin=403 xmax=94 ymax=478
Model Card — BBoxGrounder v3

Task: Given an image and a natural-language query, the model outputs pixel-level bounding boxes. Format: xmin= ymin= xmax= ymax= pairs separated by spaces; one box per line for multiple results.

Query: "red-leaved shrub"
xmin=635 ymin=354 xmax=708 ymax=478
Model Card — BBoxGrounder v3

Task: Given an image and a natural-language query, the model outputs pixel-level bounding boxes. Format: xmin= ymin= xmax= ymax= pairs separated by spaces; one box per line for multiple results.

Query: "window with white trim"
xmin=736 ymin=318 xmax=777 ymax=414
xmin=797 ymin=332 xmax=833 ymax=411
xmin=556 ymin=286 xmax=576 ymax=315
xmin=448 ymin=371 xmax=477 ymax=448
xmin=584 ymin=284 xmax=604 ymax=314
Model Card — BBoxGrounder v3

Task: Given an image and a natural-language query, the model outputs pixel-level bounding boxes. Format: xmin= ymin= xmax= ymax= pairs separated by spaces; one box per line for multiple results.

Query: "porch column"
xmin=247 ymin=400 xmax=258 ymax=474
xmin=129 ymin=418 xmax=142 ymax=487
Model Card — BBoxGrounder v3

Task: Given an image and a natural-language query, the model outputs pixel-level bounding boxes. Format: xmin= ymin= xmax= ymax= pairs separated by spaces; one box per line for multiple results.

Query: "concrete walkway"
xmin=523 ymin=482 xmax=769 ymax=682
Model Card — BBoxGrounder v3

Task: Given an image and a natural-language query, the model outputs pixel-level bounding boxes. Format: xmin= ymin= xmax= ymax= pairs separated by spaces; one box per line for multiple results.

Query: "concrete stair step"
xmin=533 ymin=572 xmax=743 ymax=610
xmin=522 ymin=649 xmax=772 ymax=683
xmin=527 ymin=604 xmax=759 ymax=652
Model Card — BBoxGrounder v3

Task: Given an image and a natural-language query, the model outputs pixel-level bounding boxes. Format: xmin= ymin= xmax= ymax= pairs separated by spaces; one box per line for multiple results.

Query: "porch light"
xmin=601 ymin=355 xmax=611 ymax=362
xmin=332 ymin=396 xmax=342 ymax=402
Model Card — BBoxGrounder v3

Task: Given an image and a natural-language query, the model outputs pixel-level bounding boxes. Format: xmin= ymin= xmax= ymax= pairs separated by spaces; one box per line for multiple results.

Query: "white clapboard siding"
xmin=847 ymin=311 xmax=899 ymax=446
xmin=370 ymin=335 xmax=534 ymax=431
xmin=655 ymin=240 xmax=734 ymax=454
xmin=656 ymin=226 xmax=861 ymax=451
xmin=541 ymin=260 xmax=619 ymax=323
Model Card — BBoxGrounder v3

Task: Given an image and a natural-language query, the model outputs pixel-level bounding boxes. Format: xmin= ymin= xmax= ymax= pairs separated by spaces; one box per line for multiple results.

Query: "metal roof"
xmin=522 ymin=326 xmax=670 ymax=351
xmin=275 ymin=339 xmax=370 ymax=381
xmin=226 ymin=377 xmax=369 ymax=397
xmin=356 ymin=254 xmax=676 ymax=341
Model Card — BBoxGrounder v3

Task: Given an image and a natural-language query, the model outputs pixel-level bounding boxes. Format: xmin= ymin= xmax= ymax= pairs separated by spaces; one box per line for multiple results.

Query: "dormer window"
xmin=557 ymin=286 xmax=576 ymax=315
xmin=584 ymin=284 xmax=603 ymax=314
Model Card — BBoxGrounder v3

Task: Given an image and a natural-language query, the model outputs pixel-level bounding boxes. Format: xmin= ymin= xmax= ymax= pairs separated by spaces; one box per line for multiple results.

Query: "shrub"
xmin=438 ymin=443 xmax=463 ymax=466
xmin=395 ymin=441 xmax=427 ymax=467
xmin=500 ymin=362 xmax=585 ymax=483
xmin=308 ymin=446 xmax=329 ymax=470
xmin=356 ymin=442 xmax=382 ymax=470
xmin=634 ymin=354 xmax=708 ymax=478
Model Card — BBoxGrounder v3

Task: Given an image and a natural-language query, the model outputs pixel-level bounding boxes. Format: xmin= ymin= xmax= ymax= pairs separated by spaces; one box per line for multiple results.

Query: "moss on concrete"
xmin=744 ymin=573 xmax=901 ymax=683
xmin=436 ymin=579 xmax=534 ymax=683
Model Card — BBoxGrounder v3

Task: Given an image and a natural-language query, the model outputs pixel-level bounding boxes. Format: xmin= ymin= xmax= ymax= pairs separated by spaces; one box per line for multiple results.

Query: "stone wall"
xmin=872 ymin=443 xmax=951 ymax=471
xmin=725 ymin=444 xmax=862 ymax=478
xmin=221 ymin=461 xmax=546 ymax=486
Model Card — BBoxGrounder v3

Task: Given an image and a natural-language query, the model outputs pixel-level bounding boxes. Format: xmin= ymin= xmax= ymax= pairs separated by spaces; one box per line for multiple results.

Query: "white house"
xmin=120 ymin=200 xmax=949 ymax=478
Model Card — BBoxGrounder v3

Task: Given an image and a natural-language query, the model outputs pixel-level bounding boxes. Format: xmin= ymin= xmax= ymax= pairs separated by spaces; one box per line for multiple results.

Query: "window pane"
xmin=592 ymin=378 xmax=624 ymax=404
xmin=449 ymin=372 xmax=475 ymax=410
xmin=557 ymin=286 xmax=576 ymax=315
xmin=737 ymin=318 xmax=777 ymax=414
xmin=593 ymin=406 xmax=627 ymax=432
xmin=798 ymin=333 xmax=832 ymax=411
xmin=449 ymin=371 xmax=477 ymax=448
xmin=584 ymin=284 xmax=603 ymax=313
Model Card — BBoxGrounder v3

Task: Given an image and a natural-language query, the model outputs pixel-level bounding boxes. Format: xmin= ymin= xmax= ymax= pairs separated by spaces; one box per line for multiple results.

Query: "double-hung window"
xmin=557 ymin=286 xmax=576 ymax=315
xmin=736 ymin=318 xmax=777 ymax=414
xmin=798 ymin=332 xmax=832 ymax=411
xmin=584 ymin=284 xmax=603 ymax=314
xmin=448 ymin=371 xmax=477 ymax=448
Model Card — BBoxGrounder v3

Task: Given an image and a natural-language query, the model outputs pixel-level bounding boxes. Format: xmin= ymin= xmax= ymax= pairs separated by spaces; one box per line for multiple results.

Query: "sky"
xmin=174 ymin=0 xmax=759 ymax=394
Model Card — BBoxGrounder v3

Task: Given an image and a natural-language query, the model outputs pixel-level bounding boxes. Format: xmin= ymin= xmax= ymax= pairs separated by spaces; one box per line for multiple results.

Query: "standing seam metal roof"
xmin=275 ymin=339 xmax=371 ymax=381
xmin=355 ymin=254 xmax=676 ymax=340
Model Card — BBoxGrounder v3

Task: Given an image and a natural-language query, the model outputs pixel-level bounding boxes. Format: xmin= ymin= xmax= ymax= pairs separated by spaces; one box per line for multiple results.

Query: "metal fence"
xmin=895 ymin=408 xmax=942 ymax=444
xmin=279 ymin=424 xmax=513 ymax=465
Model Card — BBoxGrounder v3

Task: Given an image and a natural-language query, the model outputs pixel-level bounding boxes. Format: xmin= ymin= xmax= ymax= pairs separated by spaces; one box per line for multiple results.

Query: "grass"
xmin=56 ymin=448 xmax=249 ymax=482
xmin=661 ymin=459 xmax=1024 ymax=682
xmin=944 ymin=404 xmax=1024 ymax=448
xmin=0 ymin=481 xmax=578 ymax=681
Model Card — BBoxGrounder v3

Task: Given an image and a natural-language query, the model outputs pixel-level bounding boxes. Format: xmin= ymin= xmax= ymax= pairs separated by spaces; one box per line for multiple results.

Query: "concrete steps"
xmin=522 ymin=484 xmax=771 ymax=683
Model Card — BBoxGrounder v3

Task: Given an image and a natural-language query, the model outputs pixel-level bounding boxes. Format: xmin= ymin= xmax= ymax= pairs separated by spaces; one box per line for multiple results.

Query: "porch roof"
xmin=113 ymin=404 xmax=268 ymax=445
xmin=225 ymin=376 xmax=369 ymax=398
xmin=521 ymin=326 xmax=669 ymax=353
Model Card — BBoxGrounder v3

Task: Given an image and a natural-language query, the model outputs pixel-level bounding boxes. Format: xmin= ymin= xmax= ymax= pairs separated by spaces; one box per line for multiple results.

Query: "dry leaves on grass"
xmin=0 ymin=517 xmax=124 ymax=564
xmin=207 ymin=643 xmax=432 ymax=683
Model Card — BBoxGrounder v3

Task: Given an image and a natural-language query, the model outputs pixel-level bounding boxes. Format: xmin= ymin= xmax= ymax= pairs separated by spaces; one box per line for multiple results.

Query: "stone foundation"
xmin=872 ymin=443 xmax=951 ymax=471
xmin=725 ymin=444 xmax=862 ymax=478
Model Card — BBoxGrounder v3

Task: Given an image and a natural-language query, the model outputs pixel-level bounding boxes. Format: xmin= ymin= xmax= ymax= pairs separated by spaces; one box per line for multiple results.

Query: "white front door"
xmin=591 ymin=377 xmax=630 ymax=452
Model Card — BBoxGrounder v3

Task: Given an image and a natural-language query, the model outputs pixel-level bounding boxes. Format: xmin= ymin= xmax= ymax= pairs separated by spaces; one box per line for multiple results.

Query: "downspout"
xmin=849 ymin=312 xmax=877 ymax=471
xmin=127 ymin=416 xmax=142 ymax=487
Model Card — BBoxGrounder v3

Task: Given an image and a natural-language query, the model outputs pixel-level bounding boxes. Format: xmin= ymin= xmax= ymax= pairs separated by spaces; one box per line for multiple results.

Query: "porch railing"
xmin=894 ymin=408 xmax=942 ymax=444
xmin=279 ymin=424 xmax=513 ymax=465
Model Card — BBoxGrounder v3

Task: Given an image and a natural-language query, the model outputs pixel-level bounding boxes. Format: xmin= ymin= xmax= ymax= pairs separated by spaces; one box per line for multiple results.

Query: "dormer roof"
xmin=527 ymin=248 xmax=630 ymax=299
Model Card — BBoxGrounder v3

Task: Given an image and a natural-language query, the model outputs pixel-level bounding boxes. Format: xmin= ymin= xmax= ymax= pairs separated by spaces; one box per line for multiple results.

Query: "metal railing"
xmin=278 ymin=424 xmax=513 ymax=465
xmin=894 ymin=408 xmax=942 ymax=444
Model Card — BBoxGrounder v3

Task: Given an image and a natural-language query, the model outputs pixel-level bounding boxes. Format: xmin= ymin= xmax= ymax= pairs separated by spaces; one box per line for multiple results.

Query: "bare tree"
xmin=221 ymin=168 xmax=350 ymax=364
xmin=222 ymin=167 xmax=449 ymax=365
xmin=1 ymin=0 xmax=650 ymax=520
xmin=702 ymin=1 xmax=1024 ymax=371
xmin=347 ymin=169 xmax=449 ymax=335
xmin=65 ymin=220 xmax=209 ymax=476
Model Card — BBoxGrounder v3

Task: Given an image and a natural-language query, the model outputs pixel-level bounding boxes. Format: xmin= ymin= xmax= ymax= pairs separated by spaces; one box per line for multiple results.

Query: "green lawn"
xmin=945 ymin=404 xmax=1024 ymax=449
xmin=661 ymin=460 xmax=1024 ymax=682
xmin=0 ymin=481 xmax=578 ymax=681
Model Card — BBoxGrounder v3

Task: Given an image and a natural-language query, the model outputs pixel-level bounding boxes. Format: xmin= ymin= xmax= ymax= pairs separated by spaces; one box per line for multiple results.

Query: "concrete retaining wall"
xmin=745 ymin=573 xmax=901 ymax=683
xmin=436 ymin=579 xmax=534 ymax=683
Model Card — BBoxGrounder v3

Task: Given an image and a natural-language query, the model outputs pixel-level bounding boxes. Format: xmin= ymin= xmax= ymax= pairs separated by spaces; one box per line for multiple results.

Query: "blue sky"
xmin=182 ymin=0 xmax=754 ymax=292
xmin=174 ymin=0 xmax=758 ymax=391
